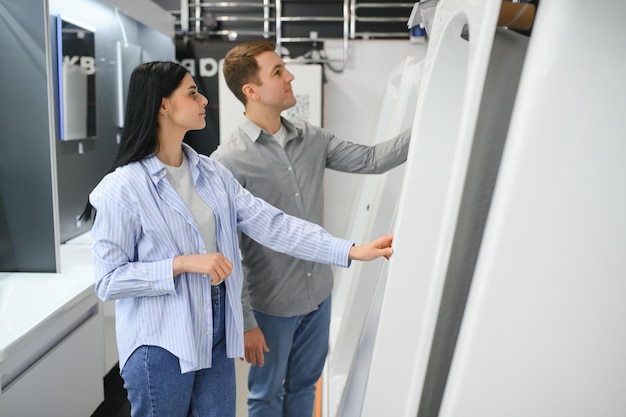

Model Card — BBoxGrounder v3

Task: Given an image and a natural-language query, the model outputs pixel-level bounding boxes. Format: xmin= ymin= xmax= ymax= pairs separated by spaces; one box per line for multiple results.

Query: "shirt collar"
xmin=140 ymin=143 xmax=201 ymax=182
xmin=240 ymin=116 xmax=300 ymax=144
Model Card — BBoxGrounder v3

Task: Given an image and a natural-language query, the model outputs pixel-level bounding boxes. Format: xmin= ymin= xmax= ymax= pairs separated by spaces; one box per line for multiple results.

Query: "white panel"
xmin=415 ymin=26 xmax=529 ymax=416
xmin=333 ymin=260 xmax=389 ymax=417
xmin=62 ymin=67 xmax=88 ymax=139
xmin=327 ymin=55 xmax=424 ymax=417
xmin=440 ymin=1 xmax=626 ymax=416
xmin=115 ymin=41 xmax=142 ymax=128
xmin=358 ymin=1 xmax=502 ymax=416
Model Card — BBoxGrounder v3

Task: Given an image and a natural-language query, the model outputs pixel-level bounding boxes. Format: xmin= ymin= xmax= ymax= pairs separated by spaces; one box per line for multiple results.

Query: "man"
xmin=211 ymin=40 xmax=411 ymax=417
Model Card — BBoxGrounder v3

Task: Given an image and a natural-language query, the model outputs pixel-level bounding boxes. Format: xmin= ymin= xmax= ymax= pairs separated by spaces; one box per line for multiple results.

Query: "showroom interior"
xmin=2 ymin=1 xmax=626 ymax=417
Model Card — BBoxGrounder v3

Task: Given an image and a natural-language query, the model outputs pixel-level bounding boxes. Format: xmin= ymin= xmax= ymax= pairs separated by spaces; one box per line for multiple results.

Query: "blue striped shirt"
xmin=89 ymin=143 xmax=354 ymax=373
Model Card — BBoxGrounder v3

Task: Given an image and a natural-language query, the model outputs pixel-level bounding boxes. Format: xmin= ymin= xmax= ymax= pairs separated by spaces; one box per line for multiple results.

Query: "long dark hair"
xmin=80 ymin=61 xmax=189 ymax=221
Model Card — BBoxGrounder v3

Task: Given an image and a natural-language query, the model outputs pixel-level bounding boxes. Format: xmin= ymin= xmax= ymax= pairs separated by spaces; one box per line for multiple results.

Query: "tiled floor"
xmin=235 ymin=360 xmax=251 ymax=417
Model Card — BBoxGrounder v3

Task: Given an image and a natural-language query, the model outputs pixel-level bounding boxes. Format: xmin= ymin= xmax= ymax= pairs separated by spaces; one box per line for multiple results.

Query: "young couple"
xmin=87 ymin=40 xmax=410 ymax=417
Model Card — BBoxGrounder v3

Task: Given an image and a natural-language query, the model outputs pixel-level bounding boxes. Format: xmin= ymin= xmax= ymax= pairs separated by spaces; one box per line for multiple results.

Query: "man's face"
xmin=250 ymin=50 xmax=297 ymax=112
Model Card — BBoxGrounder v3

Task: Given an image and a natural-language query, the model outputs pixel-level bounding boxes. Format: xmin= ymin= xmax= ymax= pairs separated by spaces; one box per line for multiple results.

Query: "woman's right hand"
xmin=173 ymin=253 xmax=233 ymax=285
xmin=349 ymin=233 xmax=394 ymax=261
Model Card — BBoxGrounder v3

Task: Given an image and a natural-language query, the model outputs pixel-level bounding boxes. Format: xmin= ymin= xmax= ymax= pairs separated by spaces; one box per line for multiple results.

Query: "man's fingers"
xmin=255 ymin=350 xmax=265 ymax=367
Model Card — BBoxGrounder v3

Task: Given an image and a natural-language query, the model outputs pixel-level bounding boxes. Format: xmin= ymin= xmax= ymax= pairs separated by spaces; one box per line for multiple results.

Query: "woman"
xmin=84 ymin=61 xmax=393 ymax=417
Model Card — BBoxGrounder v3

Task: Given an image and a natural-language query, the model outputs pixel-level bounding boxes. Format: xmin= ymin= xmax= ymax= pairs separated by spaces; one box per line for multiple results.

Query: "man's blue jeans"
xmin=121 ymin=282 xmax=235 ymax=417
xmin=248 ymin=295 xmax=331 ymax=417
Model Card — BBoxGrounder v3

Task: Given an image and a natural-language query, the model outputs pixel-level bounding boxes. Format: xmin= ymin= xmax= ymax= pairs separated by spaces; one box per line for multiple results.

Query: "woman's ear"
xmin=160 ymin=98 xmax=169 ymax=118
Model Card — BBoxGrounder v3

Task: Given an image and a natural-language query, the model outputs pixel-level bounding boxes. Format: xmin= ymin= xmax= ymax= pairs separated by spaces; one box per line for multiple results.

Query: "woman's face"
xmin=162 ymin=73 xmax=208 ymax=133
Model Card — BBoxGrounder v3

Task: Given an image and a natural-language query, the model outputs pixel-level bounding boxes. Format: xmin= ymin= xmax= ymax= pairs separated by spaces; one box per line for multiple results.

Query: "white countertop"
xmin=0 ymin=272 xmax=95 ymax=362
xmin=0 ymin=232 xmax=96 ymax=362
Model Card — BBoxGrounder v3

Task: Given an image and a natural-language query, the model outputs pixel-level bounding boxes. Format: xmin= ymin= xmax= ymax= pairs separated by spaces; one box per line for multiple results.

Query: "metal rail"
xmin=175 ymin=0 xmax=413 ymax=70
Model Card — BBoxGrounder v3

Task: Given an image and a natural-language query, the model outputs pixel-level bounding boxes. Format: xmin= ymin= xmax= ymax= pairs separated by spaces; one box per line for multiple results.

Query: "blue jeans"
xmin=121 ymin=282 xmax=235 ymax=417
xmin=248 ymin=295 xmax=331 ymax=417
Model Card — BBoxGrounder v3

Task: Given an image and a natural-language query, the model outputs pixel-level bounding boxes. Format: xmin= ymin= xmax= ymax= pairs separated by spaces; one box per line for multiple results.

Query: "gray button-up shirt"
xmin=211 ymin=116 xmax=411 ymax=330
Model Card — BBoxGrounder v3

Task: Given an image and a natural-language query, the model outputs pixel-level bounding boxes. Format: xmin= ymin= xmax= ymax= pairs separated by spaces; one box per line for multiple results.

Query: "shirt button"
xmin=295 ymin=193 xmax=300 ymax=197
xmin=287 ymin=166 xmax=292 ymax=171
xmin=307 ymin=273 xmax=312 ymax=277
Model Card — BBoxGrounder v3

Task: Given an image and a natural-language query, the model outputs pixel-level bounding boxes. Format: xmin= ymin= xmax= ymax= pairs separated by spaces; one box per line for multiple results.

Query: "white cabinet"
xmin=0 ymin=273 xmax=104 ymax=417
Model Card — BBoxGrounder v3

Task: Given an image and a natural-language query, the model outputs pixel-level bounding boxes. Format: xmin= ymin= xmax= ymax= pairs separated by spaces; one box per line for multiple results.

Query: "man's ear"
xmin=242 ymin=83 xmax=257 ymax=101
